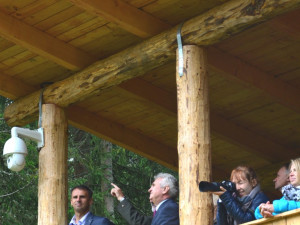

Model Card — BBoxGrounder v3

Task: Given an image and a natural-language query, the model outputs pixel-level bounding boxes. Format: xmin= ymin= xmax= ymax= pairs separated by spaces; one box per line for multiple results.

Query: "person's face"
xmin=232 ymin=176 xmax=254 ymax=197
xmin=289 ymin=164 xmax=300 ymax=186
xmin=148 ymin=178 xmax=167 ymax=206
xmin=71 ymin=189 xmax=92 ymax=214
xmin=273 ymin=167 xmax=289 ymax=190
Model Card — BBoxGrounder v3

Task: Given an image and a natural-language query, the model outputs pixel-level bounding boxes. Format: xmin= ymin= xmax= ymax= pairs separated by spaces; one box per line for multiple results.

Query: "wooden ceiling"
xmin=1 ymin=0 xmax=300 ymax=199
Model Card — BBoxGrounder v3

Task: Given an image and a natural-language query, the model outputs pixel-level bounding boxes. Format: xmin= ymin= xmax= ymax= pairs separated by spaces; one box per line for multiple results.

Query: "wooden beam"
xmin=118 ymin=78 xmax=177 ymax=117
xmin=5 ymin=0 xmax=300 ymax=126
xmin=67 ymin=105 xmax=238 ymax=179
xmin=67 ymin=0 xmax=171 ymax=38
xmin=0 ymin=73 xmax=179 ymax=169
xmin=268 ymin=8 xmax=300 ymax=41
xmin=0 ymin=73 xmax=178 ymax=168
xmin=0 ymin=11 xmax=95 ymax=70
xmin=2 ymin=69 xmax=296 ymax=165
xmin=177 ymin=45 xmax=213 ymax=225
xmin=118 ymin=78 xmax=298 ymax=163
xmin=67 ymin=105 xmax=235 ymax=179
xmin=67 ymin=105 xmax=178 ymax=170
xmin=38 ymin=104 xmax=68 ymax=225
xmin=0 ymin=72 xmax=37 ymax=99
xmin=208 ymin=47 xmax=300 ymax=113
xmin=210 ymin=114 xmax=299 ymax=163
xmin=1 ymin=72 xmax=289 ymax=183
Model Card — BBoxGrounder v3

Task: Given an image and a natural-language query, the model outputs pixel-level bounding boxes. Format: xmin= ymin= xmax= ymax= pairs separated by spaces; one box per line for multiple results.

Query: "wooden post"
xmin=177 ymin=45 xmax=213 ymax=225
xmin=38 ymin=104 xmax=68 ymax=225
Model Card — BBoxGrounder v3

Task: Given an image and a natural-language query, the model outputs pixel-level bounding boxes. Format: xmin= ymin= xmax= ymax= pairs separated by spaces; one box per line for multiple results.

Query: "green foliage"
xmin=0 ymin=97 xmax=39 ymax=225
xmin=67 ymin=127 xmax=112 ymax=219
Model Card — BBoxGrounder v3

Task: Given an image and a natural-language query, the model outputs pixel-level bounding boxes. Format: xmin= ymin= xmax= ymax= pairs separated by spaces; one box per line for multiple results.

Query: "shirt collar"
xmin=69 ymin=211 xmax=90 ymax=225
xmin=155 ymin=199 xmax=168 ymax=211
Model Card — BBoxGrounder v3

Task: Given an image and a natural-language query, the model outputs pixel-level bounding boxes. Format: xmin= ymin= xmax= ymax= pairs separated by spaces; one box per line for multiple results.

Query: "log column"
xmin=177 ymin=45 xmax=213 ymax=225
xmin=38 ymin=104 xmax=68 ymax=225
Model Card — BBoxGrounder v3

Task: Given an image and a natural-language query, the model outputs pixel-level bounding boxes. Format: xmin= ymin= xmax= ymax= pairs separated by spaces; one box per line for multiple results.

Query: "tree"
xmin=0 ymin=97 xmax=39 ymax=224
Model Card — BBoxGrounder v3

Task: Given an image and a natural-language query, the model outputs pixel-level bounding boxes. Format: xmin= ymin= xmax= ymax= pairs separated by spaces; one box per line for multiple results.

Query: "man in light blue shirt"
xmin=69 ymin=185 xmax=114 ymax=225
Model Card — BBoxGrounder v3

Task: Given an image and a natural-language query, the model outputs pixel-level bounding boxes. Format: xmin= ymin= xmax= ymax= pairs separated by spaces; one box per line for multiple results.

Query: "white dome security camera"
xmin=3 ymin=127 xmax=44 ymax=172
xmin=3 ymin=136 xmax=28 ymax=172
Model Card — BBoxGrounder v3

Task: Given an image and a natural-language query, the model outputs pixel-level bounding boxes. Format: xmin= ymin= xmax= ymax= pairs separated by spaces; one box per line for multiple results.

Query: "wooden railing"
xmin=243 ymin=208 xmax=300 ymax=225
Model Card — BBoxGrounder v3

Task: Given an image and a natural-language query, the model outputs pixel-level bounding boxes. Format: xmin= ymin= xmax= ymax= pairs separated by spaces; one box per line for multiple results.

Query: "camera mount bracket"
xmin=11 ymin=127 xmax=44 ymax=148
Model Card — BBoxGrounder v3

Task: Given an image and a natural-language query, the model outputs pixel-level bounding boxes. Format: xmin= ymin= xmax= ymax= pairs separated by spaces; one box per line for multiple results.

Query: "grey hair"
xmin=154 ymin=173 xmax=178 ymax=199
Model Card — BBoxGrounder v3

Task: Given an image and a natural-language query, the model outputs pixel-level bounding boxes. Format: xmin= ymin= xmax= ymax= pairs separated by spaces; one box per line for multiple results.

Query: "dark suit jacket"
xmin=117 ymin=198 xmax=179 ymax=225
xmin=117 ymin=199 xmax=152 ymax=225
xmin=151 ymin=199 xmax=179 ymax=225
xmin=85 ymin=212 xmax=115 ymax=225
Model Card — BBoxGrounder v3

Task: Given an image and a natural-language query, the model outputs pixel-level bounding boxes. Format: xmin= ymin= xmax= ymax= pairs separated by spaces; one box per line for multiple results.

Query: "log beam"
xmin=67 ymin=0 xmax=171 ymax=38
xmin=5 ymin=0 xmax=300 ymax=126
xmin=177 ymin=45 xmax=213 ymax=225
xmin=38 ymin=104 xmax=68 ymax=225
xmin=119 ymin=79 xmax=298 ymax=163
xmin=1 ymin=73 xmax=292 ymax=185
xmin=67 ymin=106 xmax=178 ymax=170
xmin=2 ymin=71 xmax=297 ymax=165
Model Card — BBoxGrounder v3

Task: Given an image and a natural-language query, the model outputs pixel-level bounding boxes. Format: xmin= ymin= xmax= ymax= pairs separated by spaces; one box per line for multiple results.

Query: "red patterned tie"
xmin=153 ymin=209 xmax=156 ymax=217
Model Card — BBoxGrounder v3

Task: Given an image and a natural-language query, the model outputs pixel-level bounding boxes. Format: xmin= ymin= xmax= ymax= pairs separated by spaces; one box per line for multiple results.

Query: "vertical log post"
xmin=177 ymin=45 xmax=213 ymax=225
xmin=38 ymin=104 xmax=68 ymax=225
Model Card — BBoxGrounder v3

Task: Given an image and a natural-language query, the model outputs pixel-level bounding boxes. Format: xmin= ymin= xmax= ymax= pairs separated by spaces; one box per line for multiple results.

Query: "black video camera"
xmin=199 ymin=180 xmax=236 ymax=192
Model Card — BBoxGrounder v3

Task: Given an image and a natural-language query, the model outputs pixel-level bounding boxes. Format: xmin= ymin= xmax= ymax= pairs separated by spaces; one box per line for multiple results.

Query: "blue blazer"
xmin=85 ymin=212 xmax=115 ymax=225
xmin=117 ymin=198 xmax=179 ymax=225
xmin=151 ymin=199 xmax=179 ymax=225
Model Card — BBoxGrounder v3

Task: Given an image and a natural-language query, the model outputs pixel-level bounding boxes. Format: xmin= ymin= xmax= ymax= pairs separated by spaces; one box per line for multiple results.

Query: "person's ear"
xmin=162 ymin=186 xmax=170 ymax=194
xmin=70 ymin=195 xmax=74 ymax=205
xmin=89 ymin=197 xmax=93 ymax=206
xmin=251 ymin=179 xmax=257 ymax=187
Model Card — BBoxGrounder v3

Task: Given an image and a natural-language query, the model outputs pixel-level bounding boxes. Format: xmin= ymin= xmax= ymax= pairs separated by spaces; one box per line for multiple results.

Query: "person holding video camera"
xmin=212 ymin=165 xmax=269 ymax=225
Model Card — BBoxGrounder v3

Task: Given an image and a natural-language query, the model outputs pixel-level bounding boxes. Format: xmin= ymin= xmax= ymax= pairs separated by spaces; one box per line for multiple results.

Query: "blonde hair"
xmin=290 ymin=158 xmax=300 ymax=180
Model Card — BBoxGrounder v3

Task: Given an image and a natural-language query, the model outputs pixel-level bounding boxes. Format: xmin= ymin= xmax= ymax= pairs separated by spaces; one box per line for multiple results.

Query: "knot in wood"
xmin=242 ymin=0 xmax=266 ymax=16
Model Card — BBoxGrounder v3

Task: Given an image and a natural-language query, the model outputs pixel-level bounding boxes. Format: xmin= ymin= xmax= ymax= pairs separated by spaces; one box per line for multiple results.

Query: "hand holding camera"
xmin=199 ymin=180 xmax=236 ymax=193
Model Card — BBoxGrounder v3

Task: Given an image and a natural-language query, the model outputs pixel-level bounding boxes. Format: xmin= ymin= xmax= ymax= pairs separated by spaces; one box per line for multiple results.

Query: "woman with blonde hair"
xmin=212 ymin=165 xmax=268 ymax=225
xmin=255 ymin=158 xmax=300 ymax=219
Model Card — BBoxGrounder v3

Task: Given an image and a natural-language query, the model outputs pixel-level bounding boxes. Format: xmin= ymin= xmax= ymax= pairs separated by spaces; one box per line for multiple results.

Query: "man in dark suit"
xmin=111 ymin=173 xmax=179 ymax=225
xmin=69 ymin=185 xmax=114 ymax=225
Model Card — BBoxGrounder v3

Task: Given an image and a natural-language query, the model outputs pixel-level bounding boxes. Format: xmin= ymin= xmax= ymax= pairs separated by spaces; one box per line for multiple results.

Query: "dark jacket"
xmin=151 ymin=199 xmax=179 ymax=225
xmin=117 ymin=198 xmax=152 ymax=225
xmin=117 ymin=198 xmax=179 ymax=225
xmin=85 ymin=212 xmax=115 ymax=225
xmin=217 ymin=190 xmax=268 ymax=225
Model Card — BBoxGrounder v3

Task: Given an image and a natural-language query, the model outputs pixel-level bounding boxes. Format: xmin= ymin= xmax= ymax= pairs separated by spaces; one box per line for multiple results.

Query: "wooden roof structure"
xmin=1 ymin=0 xmax=300 ymax=204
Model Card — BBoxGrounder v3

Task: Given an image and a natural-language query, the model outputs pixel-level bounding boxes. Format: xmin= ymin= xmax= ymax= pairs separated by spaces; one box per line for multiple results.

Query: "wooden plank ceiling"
xmin=0 ymin=0 xmax=300 ymax=199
